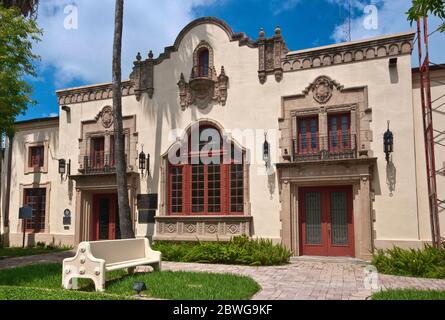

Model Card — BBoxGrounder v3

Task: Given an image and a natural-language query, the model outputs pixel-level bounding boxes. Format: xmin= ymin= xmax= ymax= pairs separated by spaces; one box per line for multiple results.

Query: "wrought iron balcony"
xmin=190 ymin=66 xmax=215 ymax=79
xmin=292 ymin=133 xmax=357 ymax=162
xmin=82 ymin=153 xmax=127 ymax=175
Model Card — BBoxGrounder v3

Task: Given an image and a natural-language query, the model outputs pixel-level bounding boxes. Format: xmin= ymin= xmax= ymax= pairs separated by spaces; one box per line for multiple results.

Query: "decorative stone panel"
xmin=154 ymin=216 xmax=253 ymax=241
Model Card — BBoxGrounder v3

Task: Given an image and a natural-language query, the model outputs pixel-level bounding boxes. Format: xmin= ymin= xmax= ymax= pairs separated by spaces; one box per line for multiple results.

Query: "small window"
xmin=198 ymin=49 xmax=209 ymax=77
xmin=28 ymin=146 xmax=44 ymax=168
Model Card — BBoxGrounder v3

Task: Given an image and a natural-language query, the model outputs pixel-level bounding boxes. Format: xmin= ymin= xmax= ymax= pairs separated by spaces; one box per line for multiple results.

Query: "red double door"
xmin=92 ymin=194 xmax=121 ymax=240
xmin=299 ymin=186 xmax=354 ymax=257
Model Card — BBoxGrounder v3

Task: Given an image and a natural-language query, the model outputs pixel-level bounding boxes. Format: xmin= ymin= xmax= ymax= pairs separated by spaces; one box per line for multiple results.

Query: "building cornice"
xmin=15 ymin=117 xmax=59 ymax=132
xmin=56 ymin=80 xmax=134 ymax=105
xmin=282 ymin=31 xmax=415 ymax=72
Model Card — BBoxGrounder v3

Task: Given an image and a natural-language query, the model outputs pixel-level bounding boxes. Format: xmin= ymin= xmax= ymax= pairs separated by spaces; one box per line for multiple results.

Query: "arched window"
xmin=198 ymin=49 xmax=209 ymax=77
xmin=168 ymin=124 xmax=244 ymax=215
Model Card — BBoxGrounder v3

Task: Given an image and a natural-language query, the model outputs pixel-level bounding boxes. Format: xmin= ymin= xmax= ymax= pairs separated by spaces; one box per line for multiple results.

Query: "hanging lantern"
xmin=263 ymin=133 xmax=270 ymax=165
xmin=139 ymin=149 xmax=146 ymax=173
xmin=384 ymin=121 xmax=394 ymax=162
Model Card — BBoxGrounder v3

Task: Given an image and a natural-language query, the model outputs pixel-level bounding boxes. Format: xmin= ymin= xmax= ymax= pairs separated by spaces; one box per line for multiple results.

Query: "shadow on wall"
xmin=389 ymin=65 xmax=399 ymax=84
xmin=386 ymin=157 xmax=397 ymax=197
xmin=268 ymin=169 xmax=276 ymax=200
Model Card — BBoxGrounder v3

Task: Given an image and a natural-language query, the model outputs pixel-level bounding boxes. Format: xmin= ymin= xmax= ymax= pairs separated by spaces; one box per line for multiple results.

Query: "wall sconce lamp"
xmin=58 ymin=159 xmax=71 ymax=179
xmin=139 ymin=145 xmax=150 ymax=177
xmin=263 ymin=132 xmax=270 ymax=167
xmin=384 ymin=121 xmax=394 ymax=162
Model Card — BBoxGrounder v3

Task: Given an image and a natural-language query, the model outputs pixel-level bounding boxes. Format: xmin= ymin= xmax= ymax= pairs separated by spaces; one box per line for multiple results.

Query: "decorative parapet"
xmin=257 ymin=26 xmax=288 ymax=84
xmin=130 ymin=51 xmax=155 ymax=101
xmin=57 ymin=81 xmax=134 ymax=105
xmin=154 ymin=215 xmax=252 ymax=241
xmin=282 ymin=31 xmax=415 ymax=72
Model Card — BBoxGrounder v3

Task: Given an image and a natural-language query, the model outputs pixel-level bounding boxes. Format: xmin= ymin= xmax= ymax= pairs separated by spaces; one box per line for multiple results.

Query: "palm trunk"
xmin=112 ymin=0 xmax=134 ymax=239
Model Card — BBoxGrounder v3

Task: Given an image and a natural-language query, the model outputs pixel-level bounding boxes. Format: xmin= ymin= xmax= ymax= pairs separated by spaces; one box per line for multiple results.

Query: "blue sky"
xmin=19 ymin=0 xmax=445 ymax=121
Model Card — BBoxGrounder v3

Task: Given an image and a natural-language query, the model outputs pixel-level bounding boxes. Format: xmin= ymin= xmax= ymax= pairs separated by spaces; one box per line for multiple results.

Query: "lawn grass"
xmin=0 ymin=286 xmax=130 ymax=300
xmin=0 ymin=263 xmax=260 ymax=300
xmin=372 ymin=289 xmax=445 ymax=300
xmin=0 ymin=246 xmax=70 ymax=258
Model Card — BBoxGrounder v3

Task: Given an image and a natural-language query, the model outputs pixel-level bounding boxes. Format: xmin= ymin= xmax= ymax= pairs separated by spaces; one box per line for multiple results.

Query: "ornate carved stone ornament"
xmin=313 ymin=76 xmax=333 ymax=104
xmin=130 ymin=51 xmax=155 ymax=101
xmin=303 ymin=76 xmax=343 ymax=105
xmin=177 ymin=41 xmax=229 ymax=110
xmin=95 ymin=106 xmax=114 ymax=128
xmin=257 ymin=26 xmax=288 ymax=84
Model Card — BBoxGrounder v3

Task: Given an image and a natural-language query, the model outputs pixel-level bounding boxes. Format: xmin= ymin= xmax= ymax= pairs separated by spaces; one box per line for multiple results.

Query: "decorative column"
xmin=280 ymin=179 xmax=292 ymax=251
xmin=319 ymin=107 xmax=328 ymax=151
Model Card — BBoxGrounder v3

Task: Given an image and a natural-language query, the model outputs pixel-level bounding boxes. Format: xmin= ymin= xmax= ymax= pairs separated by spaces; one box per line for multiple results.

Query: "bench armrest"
xmin=143 ymin=238 xmax=162 ymax=261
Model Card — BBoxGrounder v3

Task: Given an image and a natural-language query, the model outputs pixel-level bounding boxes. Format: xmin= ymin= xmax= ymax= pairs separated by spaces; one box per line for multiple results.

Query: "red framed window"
xmin=168 ymin=125 xmax=244 ymax=215
xmin=28 ymin=146 xmax=44 ymax=168
xmin=297 ymin=116 xmax=319 ymax=154
xmin=328 ymin=113 xmax=351 ymax=152
xmin=23 ymin=188 xmax=46 ymax=233
xmin=91 ymin=137 xmax=105 ymax=169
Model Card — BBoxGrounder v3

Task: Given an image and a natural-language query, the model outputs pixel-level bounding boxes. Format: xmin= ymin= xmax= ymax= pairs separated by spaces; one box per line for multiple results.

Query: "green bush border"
xmin=152 ymin=236 xmax=292 ymax=266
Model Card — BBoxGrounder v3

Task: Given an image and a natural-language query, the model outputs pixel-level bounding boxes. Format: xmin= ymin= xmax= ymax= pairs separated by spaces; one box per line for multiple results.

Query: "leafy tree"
xmin=0 ymin=0 xmax=38 ymax=18
xmin=407 ymin=0 xmax=445 ymax=32
xmin=112 ymin=0 xmax=135 ymax=238
xmin=0 ymin=6 xmax=41 ymax=136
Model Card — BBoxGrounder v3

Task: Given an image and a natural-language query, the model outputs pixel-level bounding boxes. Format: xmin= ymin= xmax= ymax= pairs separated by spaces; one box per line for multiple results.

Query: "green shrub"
xmin=372 ymin=245 xmax=445 ymax=279
xmin=152 ymin=236 xmax=292 ymax=266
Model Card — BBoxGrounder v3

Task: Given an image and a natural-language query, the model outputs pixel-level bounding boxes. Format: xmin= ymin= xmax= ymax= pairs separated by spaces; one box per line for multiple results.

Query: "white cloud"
xmin=270 ymin=0 xmax=301 ymax=15
xmin=41 ymin=112 xmax=59 ymax=118
xmin=35 ymin=0 xmax=217 ymax=87
xmin=329 ymin=0 xmax=445 ymax=66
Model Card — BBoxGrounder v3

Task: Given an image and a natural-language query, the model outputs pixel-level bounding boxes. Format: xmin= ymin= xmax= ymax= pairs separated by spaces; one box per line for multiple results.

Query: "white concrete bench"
xmin=62 ymin=238 xmax=161 ymax=292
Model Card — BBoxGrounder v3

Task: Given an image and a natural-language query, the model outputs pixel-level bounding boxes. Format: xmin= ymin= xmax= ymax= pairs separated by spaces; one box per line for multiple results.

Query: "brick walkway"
xmin=162 ymin=261 xmax=445 ymax=300
xmin=2 ymin=253 xmax=445 ymax=300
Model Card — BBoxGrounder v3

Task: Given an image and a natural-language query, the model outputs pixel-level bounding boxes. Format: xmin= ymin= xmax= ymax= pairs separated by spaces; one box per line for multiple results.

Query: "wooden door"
xmin=299 ymin=186 xmax=354 ymax=257
xmin=92 ymin=194 xmax=120 ymax=240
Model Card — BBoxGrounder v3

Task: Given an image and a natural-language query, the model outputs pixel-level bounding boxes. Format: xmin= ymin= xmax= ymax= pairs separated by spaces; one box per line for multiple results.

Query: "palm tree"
xmin=112 ymin=0 xmax=135 ymax=239
xmin=0 ymin=0 xmax=39 ymax=18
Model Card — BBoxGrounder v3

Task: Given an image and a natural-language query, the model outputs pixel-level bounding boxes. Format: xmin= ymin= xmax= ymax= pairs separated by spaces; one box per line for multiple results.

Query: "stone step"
xmin=291 ymin=256 xmax=370 ymax=265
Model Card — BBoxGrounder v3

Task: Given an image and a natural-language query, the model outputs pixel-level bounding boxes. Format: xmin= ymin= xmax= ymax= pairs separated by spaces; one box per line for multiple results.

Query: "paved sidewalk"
xmin=2 ymin=252 xmax=445 ymax=300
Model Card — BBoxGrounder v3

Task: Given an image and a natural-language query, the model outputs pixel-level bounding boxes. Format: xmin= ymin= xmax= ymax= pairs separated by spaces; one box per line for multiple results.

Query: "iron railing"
xmin=83 ymin=153 xmax=127 ymax=175
xmin=292 ymin=133 xmax=357 ymax=162
xmin=190 ymin=66 xmax=214 ymax=79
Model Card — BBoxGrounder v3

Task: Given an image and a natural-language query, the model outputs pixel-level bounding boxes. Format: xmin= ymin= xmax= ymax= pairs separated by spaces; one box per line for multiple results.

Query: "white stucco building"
xmin=0 ymin=17 xmax=443 ymax=260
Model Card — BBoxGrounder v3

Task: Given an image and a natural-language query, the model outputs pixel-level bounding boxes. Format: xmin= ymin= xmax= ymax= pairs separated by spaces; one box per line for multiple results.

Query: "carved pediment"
xmin=95 ymin=106 xmax=114 ymax=129
xmin=303 ymin=76 xmax=344 ymax=104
